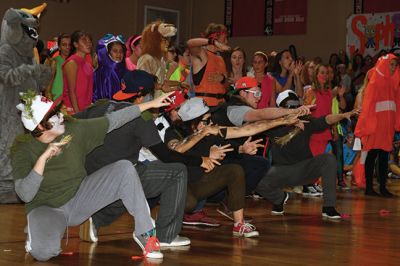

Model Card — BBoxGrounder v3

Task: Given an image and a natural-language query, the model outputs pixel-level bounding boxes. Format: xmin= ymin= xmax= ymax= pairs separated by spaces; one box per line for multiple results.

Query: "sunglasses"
xmin=200 ymin=117 xmax=212 ymax=125
xmin=245 ymin=89 xmax=262 ymax=98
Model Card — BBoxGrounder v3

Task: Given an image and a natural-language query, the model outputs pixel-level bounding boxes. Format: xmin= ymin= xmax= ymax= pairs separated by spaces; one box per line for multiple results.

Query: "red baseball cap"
xmin=164 ymin=90 xmax=187 ymax=112
xmin=235 ymin=77 xmax=258 ymax=90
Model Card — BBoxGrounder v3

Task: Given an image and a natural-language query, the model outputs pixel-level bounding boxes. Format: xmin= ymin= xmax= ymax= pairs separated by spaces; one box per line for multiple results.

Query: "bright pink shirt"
xmin=62 ymin=54 xmax=93 ymax=113
xmin=257 ymin=73 xmax=274 ymax=109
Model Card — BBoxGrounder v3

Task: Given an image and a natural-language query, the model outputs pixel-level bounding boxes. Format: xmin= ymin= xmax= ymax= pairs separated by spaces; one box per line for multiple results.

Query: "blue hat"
xmin=113 ymin=70 xmax=156 ymax=100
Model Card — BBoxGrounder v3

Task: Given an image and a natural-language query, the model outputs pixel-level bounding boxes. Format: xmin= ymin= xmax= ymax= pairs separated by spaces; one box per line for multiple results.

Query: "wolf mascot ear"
xmin=0 ymin=3 xmax=51 ymax=203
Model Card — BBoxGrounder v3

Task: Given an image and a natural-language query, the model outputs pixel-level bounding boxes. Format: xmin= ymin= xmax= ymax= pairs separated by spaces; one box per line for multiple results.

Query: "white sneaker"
xmin=160 ymin=235 xmax=191 ymax=247
xmin=79 ymin=217 xmax=98 ymax=243
xmin=133 ymin=232 xmax=163 ymax=259
xmin=313 ymin=185 xmax=324 ymax=195
xmin=302 ymin=185 xmax=321 ymax=197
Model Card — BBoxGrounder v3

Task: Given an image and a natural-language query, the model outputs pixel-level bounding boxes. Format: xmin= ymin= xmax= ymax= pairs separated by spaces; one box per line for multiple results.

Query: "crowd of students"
xmin=12 ymin=21 xmax=400 ymax=262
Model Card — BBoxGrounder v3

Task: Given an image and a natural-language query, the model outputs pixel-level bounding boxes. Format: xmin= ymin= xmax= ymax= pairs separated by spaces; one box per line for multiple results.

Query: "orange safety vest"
xmin=195 ymin=51 xmax=227 ymax=106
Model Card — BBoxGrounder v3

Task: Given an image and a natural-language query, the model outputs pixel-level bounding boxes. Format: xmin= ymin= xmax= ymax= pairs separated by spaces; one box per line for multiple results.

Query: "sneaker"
xmin=302 ymin=185 xmax=321 ymax=197
xmin=216 ymin=202 xmax=253 ymax=223
xmin=313 ymin=185 xmax=324 ymax=195
xmin=380 ymin=188 xmax=394 ymax=198
xmin=322 ymin=207 xmax=341 ymax=219
xmin=133 ymin=229 xmax=163 ymax=259
xmin=183 ymin=210 xmax=221 ymax=227
xmin=271 ymin=192 xmax=289 ymax=215
xmin=79 ymin=217 xmax=98 ymax=243
xmin=160 ymin=235 xmax=191 ymax=247
xmin=232 ymin=223 xmax=259 ymax=238
xmin=338 ymin=180 xmax=351 ymax=191
xmin=346 ymin=171 xmax=353 ymax=176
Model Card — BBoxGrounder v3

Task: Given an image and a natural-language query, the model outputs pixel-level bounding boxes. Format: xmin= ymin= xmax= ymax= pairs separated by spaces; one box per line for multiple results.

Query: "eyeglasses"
xmin=245 ymin=90 xmax=262 ymax=98
xmin=200 ymin=117 xmax=212 ymax=125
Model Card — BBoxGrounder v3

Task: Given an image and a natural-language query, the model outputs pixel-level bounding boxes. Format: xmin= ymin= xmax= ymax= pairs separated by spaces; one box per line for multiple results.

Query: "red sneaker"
xmin=183 ymin=210 xmax=221 ymax=227
xmin=233 ymin=223 xmax=259 ymax=238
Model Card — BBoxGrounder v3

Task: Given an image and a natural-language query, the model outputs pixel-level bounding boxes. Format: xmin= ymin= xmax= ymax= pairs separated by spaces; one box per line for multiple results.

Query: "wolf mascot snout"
xmin=0 ymin=3 xmax=51 ymax=203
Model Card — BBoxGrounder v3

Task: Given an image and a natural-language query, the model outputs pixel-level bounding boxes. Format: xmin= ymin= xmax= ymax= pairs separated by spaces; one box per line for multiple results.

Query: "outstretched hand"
xmin=241 ymin=137 xmax=264 ymax=155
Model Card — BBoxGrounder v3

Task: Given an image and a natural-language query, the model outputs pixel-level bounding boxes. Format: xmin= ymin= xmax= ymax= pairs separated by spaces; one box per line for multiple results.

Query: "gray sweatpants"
xmin=26 ymin=160 xmax=153 ymax=261
xmin=256 ymin=154 xmax=337 ymax=207
xmin=92 ymin=160 xmax=187 ymax=243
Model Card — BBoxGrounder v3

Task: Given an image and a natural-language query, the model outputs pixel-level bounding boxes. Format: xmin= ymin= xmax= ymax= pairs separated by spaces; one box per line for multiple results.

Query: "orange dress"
xmin=355 ymin=54 xmax=400 ymax=152
xmin=195 ymin=51 xmax=227 ymax=106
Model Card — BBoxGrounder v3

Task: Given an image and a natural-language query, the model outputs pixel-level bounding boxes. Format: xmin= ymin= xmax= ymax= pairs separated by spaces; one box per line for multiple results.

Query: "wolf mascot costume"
xmin=0 ymin=3 xmax=51 ymax=203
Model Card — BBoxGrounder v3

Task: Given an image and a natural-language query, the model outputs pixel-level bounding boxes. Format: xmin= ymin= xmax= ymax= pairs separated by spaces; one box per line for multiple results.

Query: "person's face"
xmin=338 ymin=65 xmax=346 ymax=74
xmin=241 ymin=87 xmax=261 ymax=108
xmin=231 ymin=50 xmax=245 ymax=68
xmin=74 ymin=35 xmax=92 ymax=54
xmin=252 ymin=55 xmax=267 ymax=73
xmin=169 ymin=107 xmax=181 ymax=122
xmin=308 ymin=62 xmax=316 ymax=77
xmin=196 ymin=113 xmax=211 ymax=131
xmin=133 ymin=43 xmax=142 ymax=57
xmin=109 ymin=42 xmax=124 ymax=63
xmin=327 ymin=66 xmax=335 ymax=82
xmin=59 ymin=37 xmax=71 ymax=57
xmin=317 ymin=66 xmax=329 ymax=85
xmin=180 ymin=49 xmax=191 ymax=66
xmin=167 ymin=49 xmax=176 ymax=62
xmin=280 ymin=51 xmax=293 ymax=70
xmin=48 ymin=113 xmax=65 ymax=135
xmin=217 ymin=33 xmax=228 ymax=45
xmin=346 ymin=135 xmax=354 ymax=145
xmin=389 ymin=59 xmax=398 ymax=75
xmin=161 ymin=38 xmax=169 ymax=53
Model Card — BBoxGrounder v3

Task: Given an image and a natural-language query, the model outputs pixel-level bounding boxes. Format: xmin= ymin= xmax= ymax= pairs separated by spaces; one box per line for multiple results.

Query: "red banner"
xmin=273 ymin=0 xmax=307 ymax=35
xmin=231 ymin=0 xmax=265 ymax=36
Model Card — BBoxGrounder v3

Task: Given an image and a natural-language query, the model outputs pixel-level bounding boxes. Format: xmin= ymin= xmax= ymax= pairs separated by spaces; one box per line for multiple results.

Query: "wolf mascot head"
xmin=0 ymin=3 xmax=47 ymax=57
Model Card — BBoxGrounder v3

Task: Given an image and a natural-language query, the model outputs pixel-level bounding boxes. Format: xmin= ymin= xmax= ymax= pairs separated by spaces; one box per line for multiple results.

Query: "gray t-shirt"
xmin=227 ymin=105 xmax=252 ymax=126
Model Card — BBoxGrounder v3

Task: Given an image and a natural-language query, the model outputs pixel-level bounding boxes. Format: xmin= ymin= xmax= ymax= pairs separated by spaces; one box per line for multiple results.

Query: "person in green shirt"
xmin=11 ymin=89 xmax=173 ymax=261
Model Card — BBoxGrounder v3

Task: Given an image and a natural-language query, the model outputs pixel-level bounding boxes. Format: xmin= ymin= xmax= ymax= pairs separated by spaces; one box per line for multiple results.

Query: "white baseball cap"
xmin=16 ymin=94 xmax=60 ymax=131
xmin=178 ymin=97 xmax=209 ymax=122
xmin=276 ymin=90 xmax=298 ymax=107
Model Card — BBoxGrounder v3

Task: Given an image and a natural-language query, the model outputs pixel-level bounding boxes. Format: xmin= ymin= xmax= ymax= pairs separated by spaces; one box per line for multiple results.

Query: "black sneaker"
xmin=322 ymin=207 xmax=341 ymax=219
xmin=380 ymin=188 xmax=394 ymax=198
xmin=271 ymin=192 xmax=289 ymax=215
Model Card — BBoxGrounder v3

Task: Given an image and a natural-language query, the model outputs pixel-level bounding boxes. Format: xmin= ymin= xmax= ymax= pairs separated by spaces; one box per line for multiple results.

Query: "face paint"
xmin=317 ymin=74 xmax=327 ymax=85
xmin=48 ymin=113 xmax=65 ymax=135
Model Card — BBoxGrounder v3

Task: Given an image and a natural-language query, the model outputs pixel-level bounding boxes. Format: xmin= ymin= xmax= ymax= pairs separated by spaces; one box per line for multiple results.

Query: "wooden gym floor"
xmin=1 ymin=180 xmax=400 ymax=266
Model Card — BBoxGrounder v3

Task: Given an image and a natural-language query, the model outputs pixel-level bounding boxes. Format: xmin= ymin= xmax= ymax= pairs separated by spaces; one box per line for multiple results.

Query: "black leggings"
xmin=365 ymin=149 xmax=389 ymax=191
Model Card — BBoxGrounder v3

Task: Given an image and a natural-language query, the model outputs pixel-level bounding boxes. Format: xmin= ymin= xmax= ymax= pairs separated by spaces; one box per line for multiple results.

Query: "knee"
xmin=30 ymin=246 xmax=60 ymax=261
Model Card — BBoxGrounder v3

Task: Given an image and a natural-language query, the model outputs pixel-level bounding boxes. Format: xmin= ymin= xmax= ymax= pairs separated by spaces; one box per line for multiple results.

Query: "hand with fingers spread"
xmin=201 ymin=156 xmax=220 ymax=172
xmin=344 ymin=109 xmax=360 ymax=121
xmin=209 ymin=144 xmax=234 ymax=160
xmin=240 ymin=137 xmax=264 ymax=155
xmin=138 ymin=91 xmax=174 ymax=112
xmin=295 ymin=104 xmax=314 ymax=116
xmin=293 ymin=61 xmax=303 ymax=76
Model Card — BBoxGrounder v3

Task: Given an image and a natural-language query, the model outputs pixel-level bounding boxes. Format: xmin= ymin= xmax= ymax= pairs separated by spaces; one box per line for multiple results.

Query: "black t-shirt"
xmin=74 ymin=100 xmax=162 ymax=174
xmin=164 ymin=126 xmax=241 ymax=182
xmin=266 ymin=116 xmax=329 ymax=166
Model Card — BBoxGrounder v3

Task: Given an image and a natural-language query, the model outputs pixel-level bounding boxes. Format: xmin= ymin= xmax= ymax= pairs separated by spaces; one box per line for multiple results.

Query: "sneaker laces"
xmin=131 ymin=232 xmax=160 ymax=260
xmin=238 ymin=223 xmax=256 ymax=234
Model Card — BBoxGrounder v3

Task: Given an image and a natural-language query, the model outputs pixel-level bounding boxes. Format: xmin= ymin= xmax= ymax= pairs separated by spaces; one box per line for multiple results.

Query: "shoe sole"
xmin=182 ymin=221 xmax=221 ymax=227
xmin=160 ymin=240 xmax=191 ymax=247
xmin=233 ymin=231 xmax=260 ymax=238
xmin=79 ymin=218 xmax=98 ymax=243
xmin=322 ymin=213 xmax=341 ymax=219
xmin=133 ymin=235 xmax=164 ymax=259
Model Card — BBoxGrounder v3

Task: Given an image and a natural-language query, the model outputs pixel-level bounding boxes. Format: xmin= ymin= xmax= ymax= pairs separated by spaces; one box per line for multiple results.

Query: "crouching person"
xmin=11 ymin=91 xmax=172 ymax=261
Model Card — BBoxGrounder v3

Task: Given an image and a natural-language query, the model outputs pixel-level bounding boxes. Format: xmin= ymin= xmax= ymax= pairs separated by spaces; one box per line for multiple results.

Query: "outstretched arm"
xmin=224 ymin=115 xmax=299 ymax=139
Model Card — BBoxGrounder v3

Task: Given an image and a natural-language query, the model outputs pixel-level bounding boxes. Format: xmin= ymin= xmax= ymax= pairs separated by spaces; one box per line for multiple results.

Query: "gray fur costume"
xmin=0 ymin=7 xmax=51 ymax=203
